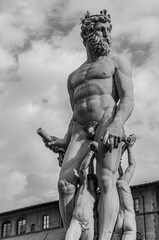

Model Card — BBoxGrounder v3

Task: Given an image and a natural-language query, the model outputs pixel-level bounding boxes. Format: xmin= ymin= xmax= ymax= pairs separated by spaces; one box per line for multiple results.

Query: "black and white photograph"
xmin=0 ymin=0 xmax=159 ymax=239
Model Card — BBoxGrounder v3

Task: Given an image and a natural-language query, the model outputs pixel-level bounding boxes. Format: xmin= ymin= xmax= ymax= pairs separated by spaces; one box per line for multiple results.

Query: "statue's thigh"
xmin=123 ymin=213 xmax=136 ymax=233
xmin=95 ymin=123 xmax=122 ymax=174
xmin=66 ymin=219 xmax=82 ymax=240
xmin=81 ymin=222 xmax=94 ymax=240
xmin=96 ymin=145 xmax=122 ymax=175
xmin=60 ymin=124 xmax=91 ymax=183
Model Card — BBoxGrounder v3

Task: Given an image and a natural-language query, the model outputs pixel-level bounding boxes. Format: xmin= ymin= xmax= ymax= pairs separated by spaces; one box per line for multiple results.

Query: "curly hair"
xmin=80 ymin=10 xmax=112 ymax=46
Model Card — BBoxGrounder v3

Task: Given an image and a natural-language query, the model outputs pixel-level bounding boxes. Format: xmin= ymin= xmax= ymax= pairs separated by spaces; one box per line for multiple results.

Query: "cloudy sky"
xmin=0 ymin=0 xmax=159 ymax=212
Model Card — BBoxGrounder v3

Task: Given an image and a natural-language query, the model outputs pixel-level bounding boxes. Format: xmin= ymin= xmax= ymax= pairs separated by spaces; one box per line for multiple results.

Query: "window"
xmin=2 ymin=221 xmax=11 ymax=237
xmin=30 ymin=224 xmax=35 ymax=232
xmin=17 ymin=218 xmax=26 ymax=234
xmin=42 ymin=215 xmax=50 ymax=229
xmin=134 ymin=198 xmax=139 ymax=212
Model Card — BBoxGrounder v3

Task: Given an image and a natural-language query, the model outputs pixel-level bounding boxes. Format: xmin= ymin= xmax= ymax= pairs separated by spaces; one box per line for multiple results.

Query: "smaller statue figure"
xmin=112 ymin=134 xmax=137 ymax=240
xmin=65 ymin=142 xmax=98 ymax=240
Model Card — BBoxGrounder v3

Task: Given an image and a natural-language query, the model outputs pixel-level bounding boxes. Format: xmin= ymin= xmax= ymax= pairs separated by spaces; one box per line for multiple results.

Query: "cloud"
xmin=0 ymin=0 xmax=159 ymax=212
xmin=0 ymin=13 xmax=27 ymax=50
xmin=0 ymin=165 xmax=27 ymax=200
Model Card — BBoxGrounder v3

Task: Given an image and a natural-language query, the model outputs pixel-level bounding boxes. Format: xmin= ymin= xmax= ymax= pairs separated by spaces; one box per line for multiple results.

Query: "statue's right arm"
xmin=121 ymin=147 xmax=136 ymax=184
xmin=62 ymin=72 xmax=75 ymax=144
xmin=57 ymin=73 xmax=75 ymax=145
xmin=79 ymin=154 xmax=92 ymax=184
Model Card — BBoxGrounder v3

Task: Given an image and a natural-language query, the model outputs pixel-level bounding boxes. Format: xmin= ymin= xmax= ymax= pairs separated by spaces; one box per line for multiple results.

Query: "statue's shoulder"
xmin=67 ymin=69 xmax=77 ymax=86
xmin=116 ymin=180 xmax=129 ymax=190
xmin=111 ymin=54 xmax=130 ymax=68
xmin=111 ymin=54 xmax=132 ymax=77
xmin=68 ymin=62 xmax=86 ymax=83
xmin=68 ymin=71 xmax=74 ymax=81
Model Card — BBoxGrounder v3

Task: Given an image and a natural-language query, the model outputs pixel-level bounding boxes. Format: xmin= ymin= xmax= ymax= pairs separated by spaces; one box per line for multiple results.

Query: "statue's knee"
xmin=58 ymin=179 xmax=76 ymax=196
xmin=98 ymin=175 xmax=114 ymax=193
xmin=124 ymin=221 xmax=136 ymax=233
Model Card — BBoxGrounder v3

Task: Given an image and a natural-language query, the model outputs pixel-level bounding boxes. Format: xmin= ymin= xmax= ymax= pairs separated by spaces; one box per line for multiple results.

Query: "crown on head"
xmin=80 ymin=9 xmax=112 ymax=25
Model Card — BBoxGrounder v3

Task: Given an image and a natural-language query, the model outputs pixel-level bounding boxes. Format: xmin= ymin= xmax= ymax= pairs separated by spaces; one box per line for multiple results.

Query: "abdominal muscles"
xmin=72 ymin=76 xmax=117 ymax=124
xmin=74 ymin=94 xmax=116 ymax=124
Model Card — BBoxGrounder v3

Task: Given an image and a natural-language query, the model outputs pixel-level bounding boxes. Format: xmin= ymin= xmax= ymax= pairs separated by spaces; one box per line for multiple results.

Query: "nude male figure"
xmin=45 ymin=10 xmax=134 ymax=240
xmin=65 ymin=142 xmax=98 ymax=240
xmin=112 ymin=134 xmax=137 ymax=240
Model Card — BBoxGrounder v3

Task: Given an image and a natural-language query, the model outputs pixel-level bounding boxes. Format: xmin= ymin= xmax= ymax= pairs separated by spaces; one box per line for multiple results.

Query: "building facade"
xmin=131 ymin=181 xmax=159 ymax=240
xmin=0 ymin=181 xmax=159 ymax=240
xmin=0 ymin=201 xmax=65 ymax=240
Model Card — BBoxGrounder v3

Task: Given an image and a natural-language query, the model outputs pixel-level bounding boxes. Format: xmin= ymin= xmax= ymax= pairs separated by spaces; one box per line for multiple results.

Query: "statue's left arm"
xmin=121 ymin=146 xmax=136 ymax=184
xmin=113 ymin=55 xmax=134 ymax=126
xmin=102 ymin=55 xmax=134 ymax=151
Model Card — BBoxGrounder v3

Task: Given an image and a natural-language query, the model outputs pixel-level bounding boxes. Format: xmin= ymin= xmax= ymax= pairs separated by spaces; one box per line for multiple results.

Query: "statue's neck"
xmin=86 ymin=43 xmax=110 ymax=63
xmin=86 ymin=45 xmax=100 ymax=63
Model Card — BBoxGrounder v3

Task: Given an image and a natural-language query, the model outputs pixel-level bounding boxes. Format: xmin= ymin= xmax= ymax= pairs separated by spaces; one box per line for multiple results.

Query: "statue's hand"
xmin=127 ymin=134 xmax=137 ymax=148
xmin=43 ymin=136 xmax=68 ymax=153
xmin=101 ymin=122 xmax=123 ymax=152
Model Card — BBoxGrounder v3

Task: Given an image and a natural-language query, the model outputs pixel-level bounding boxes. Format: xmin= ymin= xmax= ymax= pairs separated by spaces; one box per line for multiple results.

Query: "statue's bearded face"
xmin=87 ymin=22 xmax=111 ymax=56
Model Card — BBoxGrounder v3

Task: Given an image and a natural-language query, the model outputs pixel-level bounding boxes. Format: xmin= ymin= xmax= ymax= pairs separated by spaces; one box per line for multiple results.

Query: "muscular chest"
xmin=71 ymin=59 xmax=115 ymax=90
